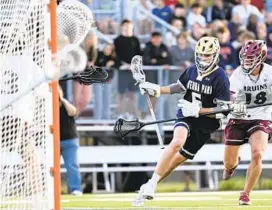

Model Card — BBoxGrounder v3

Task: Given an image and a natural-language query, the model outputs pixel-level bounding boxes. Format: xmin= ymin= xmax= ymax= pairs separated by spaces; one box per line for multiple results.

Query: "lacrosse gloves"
xmin=231 ymin=102 xmax=247 ymax=118
xmin=139 ymin=82 xmax=161 ymax=98
xmin=177 ymin=99 xmax=200 ymax=118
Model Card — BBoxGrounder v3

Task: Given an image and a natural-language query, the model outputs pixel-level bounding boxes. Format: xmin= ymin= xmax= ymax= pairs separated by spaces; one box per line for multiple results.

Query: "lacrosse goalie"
xmin=223 ymin=40 xmax=272 ymax=205
xmin=133 ymin=36 xmax=231 ymax=206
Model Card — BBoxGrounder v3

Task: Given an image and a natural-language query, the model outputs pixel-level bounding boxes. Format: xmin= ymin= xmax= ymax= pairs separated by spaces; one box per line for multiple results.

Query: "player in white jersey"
xmin=223 ymin=40 xmax=271 ymax=205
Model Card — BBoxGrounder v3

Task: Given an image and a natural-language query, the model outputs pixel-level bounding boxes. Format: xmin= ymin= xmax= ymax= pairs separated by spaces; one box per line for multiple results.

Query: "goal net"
xmin=0 ymin=0 xmax=94 ymax=209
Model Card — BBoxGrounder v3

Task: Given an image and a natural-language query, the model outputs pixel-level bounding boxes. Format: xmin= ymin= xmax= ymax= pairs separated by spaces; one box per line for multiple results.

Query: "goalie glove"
xmin=177 ymin=99 xmax=200 ymax=118
xmin=139 ymin=82 xmax=161 ymax=98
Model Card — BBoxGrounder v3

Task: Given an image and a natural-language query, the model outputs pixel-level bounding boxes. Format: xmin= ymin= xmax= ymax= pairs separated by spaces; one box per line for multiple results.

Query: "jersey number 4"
xmin=245 ymin=91 xmax=267 ymax=105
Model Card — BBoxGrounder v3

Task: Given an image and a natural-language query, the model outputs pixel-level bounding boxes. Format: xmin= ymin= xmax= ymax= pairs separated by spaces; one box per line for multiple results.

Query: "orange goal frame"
xmin=49 ymin=0 xmax=61 ymax=210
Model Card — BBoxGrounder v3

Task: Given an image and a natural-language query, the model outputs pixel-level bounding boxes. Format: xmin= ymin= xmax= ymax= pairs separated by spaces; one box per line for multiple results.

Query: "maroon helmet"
xmin=239 ymin=40 xmax=267 ymax=74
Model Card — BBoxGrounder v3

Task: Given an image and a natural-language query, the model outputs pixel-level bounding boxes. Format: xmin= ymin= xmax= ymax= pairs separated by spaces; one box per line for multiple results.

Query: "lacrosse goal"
xmin=0 ymin=0 xmax=60 ymax=209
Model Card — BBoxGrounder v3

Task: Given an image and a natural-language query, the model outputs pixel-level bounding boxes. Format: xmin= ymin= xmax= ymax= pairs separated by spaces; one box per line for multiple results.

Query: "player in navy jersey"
xmin=132 ymin=37 xmax=231 ymax=206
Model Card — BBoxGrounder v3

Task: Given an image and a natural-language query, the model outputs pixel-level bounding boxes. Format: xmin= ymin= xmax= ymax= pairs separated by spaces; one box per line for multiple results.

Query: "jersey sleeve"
xmin=177 ymin=67 xmax=191 ymax=88
xmin=214 ymin=72 xmax=231 ymax=102
xmin=229 ymin=70 xmax=243 ymax=101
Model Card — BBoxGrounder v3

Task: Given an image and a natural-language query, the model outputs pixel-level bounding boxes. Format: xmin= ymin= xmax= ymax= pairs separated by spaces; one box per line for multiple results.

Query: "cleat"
xmin=239 ymin=191 xmax=251 ymax=205
xmin=142 ymin=179 xmax=157 ymax=200
xmin=223 ymin=156 xmax=241 ymax=180
xmin=132 ymin=184 xmax=146 ymax=207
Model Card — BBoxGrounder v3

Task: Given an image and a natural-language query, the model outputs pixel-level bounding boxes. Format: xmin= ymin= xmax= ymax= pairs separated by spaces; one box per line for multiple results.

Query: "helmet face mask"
xmin=195 ymin=37 xmax=220 ymax=73
xmin=239 ymin=40 xmax=267 ymax=74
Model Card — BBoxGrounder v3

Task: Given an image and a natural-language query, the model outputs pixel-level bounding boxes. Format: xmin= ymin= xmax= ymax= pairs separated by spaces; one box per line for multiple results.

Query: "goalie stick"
xmin=59 ymin=65 xmax=108 ymax=85
xmin=114 ymin=101 xmax=272 ymax=138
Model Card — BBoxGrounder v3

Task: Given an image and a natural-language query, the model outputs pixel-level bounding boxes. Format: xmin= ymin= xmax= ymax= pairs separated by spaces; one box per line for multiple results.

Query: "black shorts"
xmin=145 ymin=70 xmax=158 ymax=84
xmin=118 ymin=71 xmax=137 ymax=94
xmin=174 ymin=114 xmax=220 ymax=159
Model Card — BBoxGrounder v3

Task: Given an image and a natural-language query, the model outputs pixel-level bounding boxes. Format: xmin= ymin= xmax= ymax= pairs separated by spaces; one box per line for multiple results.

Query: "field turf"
xmin=62 ymin=190 xmax=272 ymax=210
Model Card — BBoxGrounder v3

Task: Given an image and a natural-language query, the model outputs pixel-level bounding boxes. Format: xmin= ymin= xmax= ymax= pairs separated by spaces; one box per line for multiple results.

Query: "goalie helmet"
xmin=239 ymin=40 xmax=267 ymax=74
xmin=195 ymin=36 xmax=220 ymax=73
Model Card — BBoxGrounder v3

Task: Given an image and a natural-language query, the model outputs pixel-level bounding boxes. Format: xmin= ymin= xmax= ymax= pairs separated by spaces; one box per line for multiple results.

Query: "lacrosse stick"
xmin=130 ymin=55 xmax=164 ymax=148
xmin=59 ymin=66 xmax=108 ymax=85
xmin=114 ymin=101 xmax=272 ymax=138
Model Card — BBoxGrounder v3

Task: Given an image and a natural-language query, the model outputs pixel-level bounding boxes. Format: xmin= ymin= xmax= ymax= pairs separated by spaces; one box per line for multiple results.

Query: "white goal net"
xmin=0 ymin=0 xmax=54 ymax=209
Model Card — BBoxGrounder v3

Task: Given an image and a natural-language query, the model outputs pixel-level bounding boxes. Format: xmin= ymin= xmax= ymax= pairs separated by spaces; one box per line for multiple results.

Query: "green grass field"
xmin=61 ymin=190 xmax=272 ymax=210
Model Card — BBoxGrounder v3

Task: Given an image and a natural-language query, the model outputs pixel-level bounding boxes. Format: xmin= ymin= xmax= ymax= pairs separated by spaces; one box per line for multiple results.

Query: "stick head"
xmin=130 ymin=55 xmax=145 ymax=85
xmin=114 ymin=118 xmax=143 ymax=138
xmin=74 ymin=66 xmax=108 ymax=85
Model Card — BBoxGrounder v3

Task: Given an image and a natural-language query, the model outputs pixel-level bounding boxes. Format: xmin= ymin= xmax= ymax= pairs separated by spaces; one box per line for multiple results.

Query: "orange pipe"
xmin=49 ymin=1 xmax=61 ymax=210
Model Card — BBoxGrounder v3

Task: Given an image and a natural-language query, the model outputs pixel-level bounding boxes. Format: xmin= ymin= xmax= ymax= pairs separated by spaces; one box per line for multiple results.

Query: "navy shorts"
xmin=174 ymin=110 xmax=220 ymax=159
xmin=118 ymin=71 xmax=137 ymax=94
xmin=224 ymin=119 xmax=270 ymax=145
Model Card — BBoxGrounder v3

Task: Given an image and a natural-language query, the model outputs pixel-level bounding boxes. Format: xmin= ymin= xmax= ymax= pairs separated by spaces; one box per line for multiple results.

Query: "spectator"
xmin=170 ymin=32 xmax=194 ymax=69
xmin=266 ymin=29 xmax=272 ymax=64
xmin=235 ymin=30 xmax=256 ymax=65
xmin=114 ymin=19 xmax=141 ymax=119
xmin=169 ymin=3 xmax=187 ymax=29
xmin=93 ymin=44 xmax=119 ymax=119
xmin=152 ymin=0 xmax=172 ymax=28
xmin=59 ymin=85 xmax=82 ymax=196
xmin=164 ymin=0 xmax=179 ymax=10
xmin=141 ymin=32 xmax=171 ymax=118
xmin=73 ymin=32 xmax=95 ymax=116
xmin=265 ymin=0 xmax=272 ymax=12
xmin=190 ymin=23 xmax=207 ymax=45
xmin=206 ymin=0 xmax=233 ymax=23
xmin=246 ymin=14 xmax=258 ymax=35
xmin=164 ymin=19 xmax=183 ymax=47
xmin=228 ymin=14 xmax=244 ymax=42
xmin=215 ymin=27 xmax=237 ymax=75
xmin=134 ymin=0 xmax=155 ymax=35
xmin=232 ymin=0 xmax=263 ymax=26
xmin=256 ymin=22 xmax=267 ymax=40
xmin=265 ymin=12 xmax=272 ymax=31
xmin=187 ymin=3 xmax=206 ymax=31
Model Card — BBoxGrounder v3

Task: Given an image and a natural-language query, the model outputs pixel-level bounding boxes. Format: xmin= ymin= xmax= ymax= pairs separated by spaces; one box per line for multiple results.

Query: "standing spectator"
xmin=94 ymin=44 xmax=119 ymax=119
xmin=215 ymin=27 xmax=237 ymax=75
xmin=246 ymin=14 xmax=258 ymax=35
xmin=141 ymin=32 xmax=171 ymax=118
xmin=187 ymin=3 xmax=206 ymax=31
xmin=152 ymin=0 xmax=172 ymax=28
xmin=114 ymin=19 xmax=141 ymax=119
xmin=206 ymin=0 xmax=233 ymax=23
xmin=169 ymin=3 xmax=187 ymax=29
xmin=73 ymin=32 xmax=95 ymax=116
xmin=232 ymin=0 xmax=263 ymax=26
xmin=59 ymin=85 xmax=82 ymax=196
xmin=164 ymin=19 xmax=183 ymax=47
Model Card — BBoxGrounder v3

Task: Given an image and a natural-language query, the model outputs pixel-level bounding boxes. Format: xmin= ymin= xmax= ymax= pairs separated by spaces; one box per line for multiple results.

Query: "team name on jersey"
xmin=243 ymin=84 xmax=267 ymax=92
xmin=187 ymin=80 xmax=212 ymax=95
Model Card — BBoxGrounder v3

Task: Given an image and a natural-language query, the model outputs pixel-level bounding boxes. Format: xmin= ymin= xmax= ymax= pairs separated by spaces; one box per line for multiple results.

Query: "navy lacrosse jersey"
xmin=178 ymin=65 xmax=230 ymax=108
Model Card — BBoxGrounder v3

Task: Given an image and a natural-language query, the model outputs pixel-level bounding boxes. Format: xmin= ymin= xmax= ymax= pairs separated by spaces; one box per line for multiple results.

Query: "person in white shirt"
xmin=223 ymin=40 xmax=271 ymax=205
xmin=232 ymin=0 xmax=263 ymax=26
xmin=187 ymin=3 xmax=206 ymax=31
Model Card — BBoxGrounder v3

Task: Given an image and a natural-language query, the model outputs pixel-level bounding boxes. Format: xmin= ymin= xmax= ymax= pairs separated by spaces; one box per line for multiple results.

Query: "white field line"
xmin=78 ymin=190 xmax=272 ymax=197
xmin=63 ymin=206 xmax=272 ymax=210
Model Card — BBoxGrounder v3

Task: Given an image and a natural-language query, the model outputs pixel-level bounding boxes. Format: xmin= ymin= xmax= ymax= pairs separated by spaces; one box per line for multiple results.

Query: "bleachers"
xmin=60 ymin=144 xmax=272 ymax=193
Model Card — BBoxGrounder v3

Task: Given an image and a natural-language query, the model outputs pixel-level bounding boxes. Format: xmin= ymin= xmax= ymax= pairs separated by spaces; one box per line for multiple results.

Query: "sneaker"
xmin=71 ymin=190 xmax=83 ymax=196
xmin=223 ymin=157 xmax=241 ymax=180
xmin=143 ymin=179 xmax=157 ymax=200
xmin=132 ymin=184 xmax=146 ymax=207
xmin=239 ymin=191 xmax=251 ymax=205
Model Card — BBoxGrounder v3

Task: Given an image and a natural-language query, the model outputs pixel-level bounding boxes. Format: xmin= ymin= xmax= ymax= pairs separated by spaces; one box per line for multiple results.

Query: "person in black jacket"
xmin=140 ymin=32 xmax=171 ymax=118
xmin=114 ymin=19 xmax=141 ymax=119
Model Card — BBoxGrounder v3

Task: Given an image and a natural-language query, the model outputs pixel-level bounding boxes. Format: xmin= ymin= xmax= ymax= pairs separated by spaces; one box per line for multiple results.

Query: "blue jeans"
xmin=61 ymin=138 xmax=82 ymax=192
xmin=93 ymin=83 xmax=112 ymax=119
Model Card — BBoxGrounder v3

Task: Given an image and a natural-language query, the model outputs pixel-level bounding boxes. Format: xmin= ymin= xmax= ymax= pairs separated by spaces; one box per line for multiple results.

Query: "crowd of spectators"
xmin=75 ymin=0 xmax=272 ymax=120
